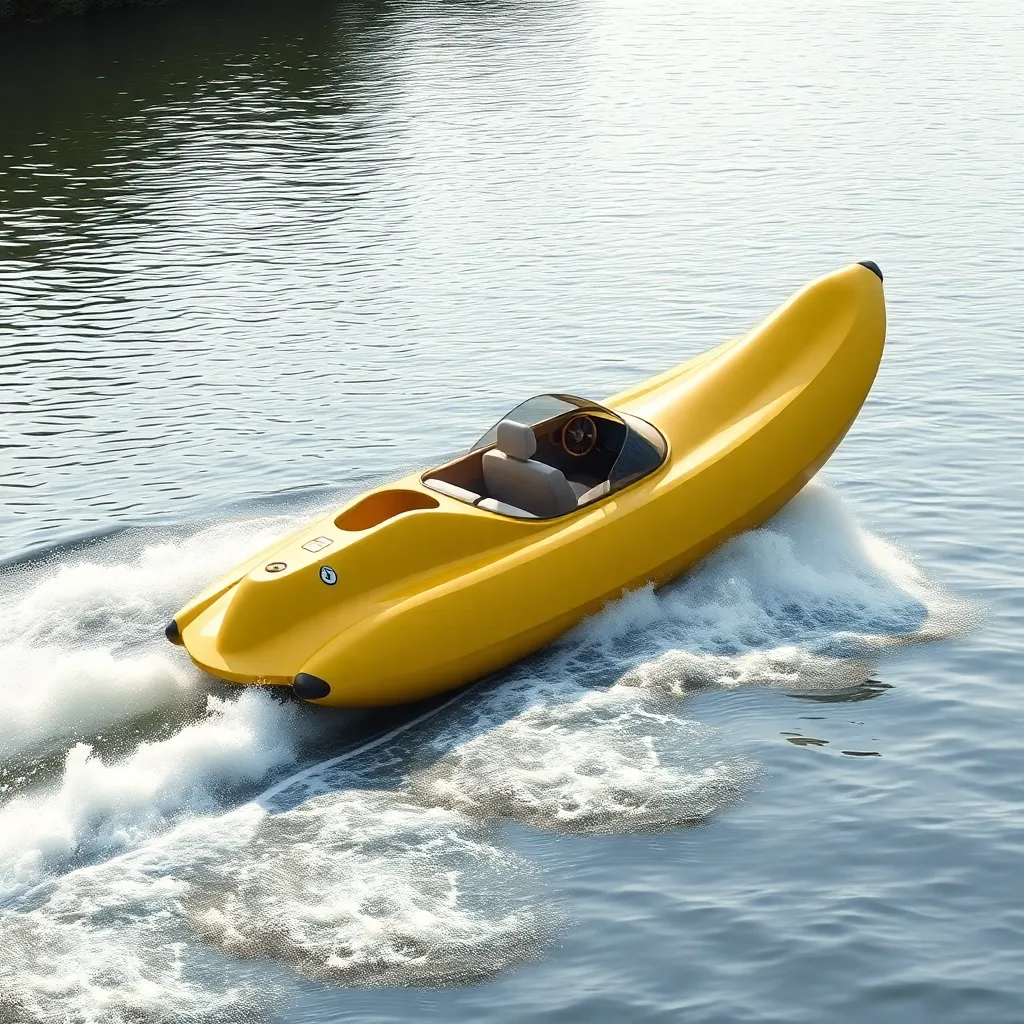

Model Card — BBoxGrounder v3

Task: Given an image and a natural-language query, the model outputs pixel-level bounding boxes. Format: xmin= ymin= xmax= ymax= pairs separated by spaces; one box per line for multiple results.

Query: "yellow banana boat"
xmin=166 ymin=261 xmax=886 ymax=706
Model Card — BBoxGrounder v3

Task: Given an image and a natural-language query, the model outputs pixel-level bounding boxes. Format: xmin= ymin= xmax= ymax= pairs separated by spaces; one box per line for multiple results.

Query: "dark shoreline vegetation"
xmin=1 ymin=0 xmax=171 ymax=20
xmin=0 ymin=0 xmax=386 ymax=280
xmin=0 ymin=0 xmax=386 ymax=153
xmin=0 ymin=0 xmax=182 ymax=20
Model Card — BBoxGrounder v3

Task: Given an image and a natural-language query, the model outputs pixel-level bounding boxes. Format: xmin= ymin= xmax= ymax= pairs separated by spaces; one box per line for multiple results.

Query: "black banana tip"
xmin=857 ymin=260 xmax=883 ymax=282
xmin=293 ymin=673 xmax=331 ymax=700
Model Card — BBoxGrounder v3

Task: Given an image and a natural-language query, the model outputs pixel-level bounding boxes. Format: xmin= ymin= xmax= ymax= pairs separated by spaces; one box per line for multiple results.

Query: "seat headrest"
xmin=495 ymin=419 xmax=537 ymax=461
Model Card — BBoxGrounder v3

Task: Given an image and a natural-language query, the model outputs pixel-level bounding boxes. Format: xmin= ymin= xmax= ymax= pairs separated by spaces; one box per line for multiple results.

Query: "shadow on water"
xmin=786 ymin=678 xmax=894 ymax=703
xmin=150 ymin=643 xmax=901 ymax=989
xmin=255 ymin=626 xmax=899 ymax=835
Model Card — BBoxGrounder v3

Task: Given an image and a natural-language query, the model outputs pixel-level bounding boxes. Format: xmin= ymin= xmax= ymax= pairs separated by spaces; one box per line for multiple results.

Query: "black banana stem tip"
xmin=293 ymin=673 xmax=332 ymax=700
xmin=858 ymin=260 xmax=883 ymax=282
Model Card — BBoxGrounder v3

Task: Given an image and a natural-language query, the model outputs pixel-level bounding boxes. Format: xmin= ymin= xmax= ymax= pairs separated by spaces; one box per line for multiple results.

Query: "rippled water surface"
xmin=1 ymin=1 xmax=1022 ymax=1021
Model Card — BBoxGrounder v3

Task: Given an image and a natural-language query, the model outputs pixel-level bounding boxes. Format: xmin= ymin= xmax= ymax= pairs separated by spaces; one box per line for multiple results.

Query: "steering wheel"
xmin=561 ymin=415 xmax=598 ymax=457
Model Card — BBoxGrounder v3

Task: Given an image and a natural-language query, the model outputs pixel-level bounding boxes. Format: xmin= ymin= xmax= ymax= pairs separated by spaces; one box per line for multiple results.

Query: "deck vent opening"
xmin=335 ymin=489 xmax=439 ymax=531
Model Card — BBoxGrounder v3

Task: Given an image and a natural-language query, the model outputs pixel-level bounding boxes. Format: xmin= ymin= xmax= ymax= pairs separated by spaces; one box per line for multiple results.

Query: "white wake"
xmin=0 ymin=483 xmax=971 ymax=1018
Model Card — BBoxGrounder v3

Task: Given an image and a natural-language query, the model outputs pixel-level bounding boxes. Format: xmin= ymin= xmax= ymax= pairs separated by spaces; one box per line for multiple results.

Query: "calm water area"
xmin=0 ymin=1 xmax=1022 ymax=1021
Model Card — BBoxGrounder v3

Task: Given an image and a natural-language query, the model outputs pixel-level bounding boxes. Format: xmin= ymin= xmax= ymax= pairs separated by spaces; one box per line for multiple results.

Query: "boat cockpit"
xmin=422 ymin=394 xmax=667 ymax=519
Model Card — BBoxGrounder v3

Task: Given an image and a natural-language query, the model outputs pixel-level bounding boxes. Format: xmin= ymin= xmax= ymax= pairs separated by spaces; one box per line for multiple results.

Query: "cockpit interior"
xmin=422 ymin=394 xmax=667 ymax=519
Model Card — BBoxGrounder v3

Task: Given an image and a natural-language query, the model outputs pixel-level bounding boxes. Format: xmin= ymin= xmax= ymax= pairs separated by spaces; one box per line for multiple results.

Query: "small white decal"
xmin=319 ymin=565 xmax=338 ymax=586
xmin=302 ymin=536 xmax=333 ymax=553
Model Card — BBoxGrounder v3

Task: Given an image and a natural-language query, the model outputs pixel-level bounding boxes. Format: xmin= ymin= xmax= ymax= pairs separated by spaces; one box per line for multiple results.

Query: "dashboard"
xmin=532 ymin=410 xmax=627 ymax=486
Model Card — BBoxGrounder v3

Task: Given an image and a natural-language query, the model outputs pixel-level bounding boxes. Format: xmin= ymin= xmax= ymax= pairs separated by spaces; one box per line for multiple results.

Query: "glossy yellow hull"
xmin=168 ymin=262 xmax=886 ymax=706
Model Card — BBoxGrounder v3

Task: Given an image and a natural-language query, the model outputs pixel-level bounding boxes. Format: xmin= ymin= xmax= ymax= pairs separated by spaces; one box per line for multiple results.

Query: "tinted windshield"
xmin=470 ymin=394 xmax=599 ymax=451
xmin=470 ymin=393 xmax=666 ymax=492
xmin=425 ymin=393 xmax=667 ymax=518
xmin=609 ymin=414 xmax=665 ymax=489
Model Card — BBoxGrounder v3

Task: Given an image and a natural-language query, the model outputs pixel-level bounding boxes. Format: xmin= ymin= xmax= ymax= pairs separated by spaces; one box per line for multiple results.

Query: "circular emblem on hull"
xmin=319 ymin=565 xmax=338 ymax=586
xmin=265 ymin=562 xmax=287 ymax=573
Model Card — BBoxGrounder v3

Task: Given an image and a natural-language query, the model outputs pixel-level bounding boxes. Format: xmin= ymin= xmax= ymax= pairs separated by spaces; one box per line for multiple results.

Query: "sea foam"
xmin=0 ymin=483 xmax=971 ymax=1015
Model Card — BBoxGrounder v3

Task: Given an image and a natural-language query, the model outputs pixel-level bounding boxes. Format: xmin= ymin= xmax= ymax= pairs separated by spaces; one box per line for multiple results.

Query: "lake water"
xmin=1 ymin=0 xmax=1022 ymax=1021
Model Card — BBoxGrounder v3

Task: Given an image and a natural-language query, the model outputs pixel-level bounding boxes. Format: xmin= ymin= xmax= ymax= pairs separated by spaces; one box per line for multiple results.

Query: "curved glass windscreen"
xmin=611 ymin=413 xmax=669 ymax=490
xmin=470 ymin=395 xmax=665 ymax=491
xmin=469 ymin=395 xmax=597 ymax=452
xmin=423 ymin=393 xmax=667 ymax=519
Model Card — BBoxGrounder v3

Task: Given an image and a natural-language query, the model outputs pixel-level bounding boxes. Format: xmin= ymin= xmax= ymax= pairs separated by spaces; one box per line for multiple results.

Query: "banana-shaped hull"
xmin=167 ymin=262 xmax=886 ymax=706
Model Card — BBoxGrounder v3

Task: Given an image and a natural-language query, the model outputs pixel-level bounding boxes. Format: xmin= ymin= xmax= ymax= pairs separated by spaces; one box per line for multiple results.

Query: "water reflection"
xmin=787 ymin=679 xmax=894 ymax=704
xmin=782 ymin=733 xmax=829 ymax=747
xmin=1 ymin=0 xmax=414 ymax=550
xmin=0 ymin=0 xmax=400 ymax=282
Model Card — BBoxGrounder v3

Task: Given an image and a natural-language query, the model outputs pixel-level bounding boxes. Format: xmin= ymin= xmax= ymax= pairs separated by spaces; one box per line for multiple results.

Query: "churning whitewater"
xmin=0 ymin=484 xmax=970 ymax=1021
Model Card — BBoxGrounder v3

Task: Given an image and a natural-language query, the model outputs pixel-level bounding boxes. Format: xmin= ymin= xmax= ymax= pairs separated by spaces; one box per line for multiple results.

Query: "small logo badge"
xmin=265 ymin=562 xmax=287 ymax=573
xmin=319 ymin=565 xmax=338 ymax=586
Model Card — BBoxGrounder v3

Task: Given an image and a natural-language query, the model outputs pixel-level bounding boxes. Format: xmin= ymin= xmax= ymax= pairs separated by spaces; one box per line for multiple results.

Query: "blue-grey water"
xmin=1 ymin=1 xmax=1022 ymax=1021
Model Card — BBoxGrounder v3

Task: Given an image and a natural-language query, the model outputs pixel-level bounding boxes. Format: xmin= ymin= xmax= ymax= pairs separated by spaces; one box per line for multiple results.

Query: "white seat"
xmin=477 ymin=497 xmax=538 ymax=518
xmin=577 ymin=479 xmax=611 ymax=505
xmin=482 ymin=420 xmax=578 ymax=518
xmin=423 ymin=477 xmax=480 ymax=505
